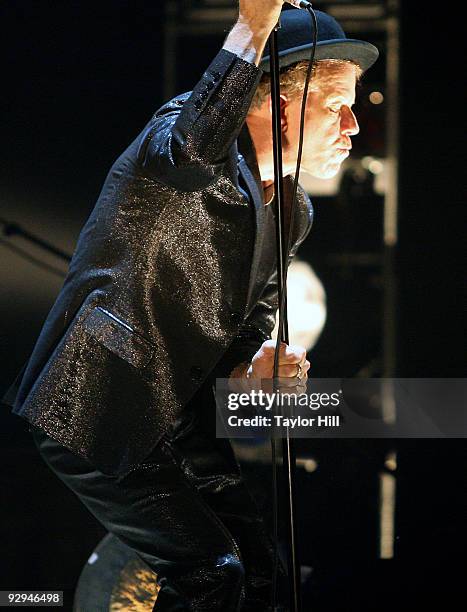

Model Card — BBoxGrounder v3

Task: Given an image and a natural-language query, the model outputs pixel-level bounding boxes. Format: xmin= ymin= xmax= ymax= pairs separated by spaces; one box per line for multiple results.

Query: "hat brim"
xmin=260 ymin=39 xmax=379 ymax=73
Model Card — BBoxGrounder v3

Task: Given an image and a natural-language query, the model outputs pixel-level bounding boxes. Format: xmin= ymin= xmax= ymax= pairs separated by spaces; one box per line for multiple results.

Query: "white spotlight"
xmin=271 ymin=259 xmax=327 ymax=351
xmin=369 ymin=91 xmax=384 ymax=105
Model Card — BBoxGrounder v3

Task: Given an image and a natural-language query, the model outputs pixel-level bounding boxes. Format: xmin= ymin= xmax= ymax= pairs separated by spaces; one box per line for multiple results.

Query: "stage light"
xmin=379 ymin=470 xmax=396 ymax=559
xmin=296 ymin=457 xmax=318 ymax=473
xmin=368 ymin=159 xmax=384 ymax=175
xmin=369 ymin=91 xmax=384 ymax=105
xmin=384 ymin=451 xmax=397 ymax=472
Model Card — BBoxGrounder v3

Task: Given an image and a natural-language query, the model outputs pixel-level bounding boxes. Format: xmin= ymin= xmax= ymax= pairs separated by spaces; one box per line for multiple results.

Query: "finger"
xmin=260 ymin=339 xmax=287 ymax=354
xmin=277 ymin=358 xmax=311 ymax=376
xmin=277 ymin=380 xmax=307 ymax=394
xmin=278 ymin=380 xmax=301 ymax=391
xmin=277 ymin=363 xmax=303 ymax=378
xmin=278 ymin=344 xmax=307 ymax=364
xmin=277 ymin=357 xmax=311 ymax=371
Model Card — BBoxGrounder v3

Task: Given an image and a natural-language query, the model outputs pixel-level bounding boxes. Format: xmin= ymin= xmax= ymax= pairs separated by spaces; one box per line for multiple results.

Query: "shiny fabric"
xmin=30 ymin=380 xmax=288 ymax=611
xmin=3 ymin=48 xmax=313 ymax=477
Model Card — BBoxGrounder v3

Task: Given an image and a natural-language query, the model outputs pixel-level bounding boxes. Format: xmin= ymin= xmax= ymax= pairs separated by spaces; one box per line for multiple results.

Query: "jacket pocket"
xmin=82 ymin=306 xmax=154 ymax=370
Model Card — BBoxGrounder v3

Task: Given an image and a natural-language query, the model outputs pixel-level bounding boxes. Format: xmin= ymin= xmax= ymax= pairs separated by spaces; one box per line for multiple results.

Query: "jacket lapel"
xmin=236 ymin=125 xmax=267 ymax=312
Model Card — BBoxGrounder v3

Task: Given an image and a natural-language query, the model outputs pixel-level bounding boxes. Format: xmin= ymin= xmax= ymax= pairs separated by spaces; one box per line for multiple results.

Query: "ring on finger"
xmin=295 ymin=363 xmax=303 ymax=380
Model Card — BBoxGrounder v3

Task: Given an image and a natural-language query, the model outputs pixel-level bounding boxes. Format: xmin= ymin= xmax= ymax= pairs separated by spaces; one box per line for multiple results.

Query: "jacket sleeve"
xmin=213 ymin=194 xmax=314 ymax=379
xmin=136 ymin=49 xmax=263 ymax=192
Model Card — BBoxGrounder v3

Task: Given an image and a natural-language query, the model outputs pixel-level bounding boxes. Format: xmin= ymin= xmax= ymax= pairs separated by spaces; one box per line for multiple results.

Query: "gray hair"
xmin=251 ymin=59 xmax=363 ymax=110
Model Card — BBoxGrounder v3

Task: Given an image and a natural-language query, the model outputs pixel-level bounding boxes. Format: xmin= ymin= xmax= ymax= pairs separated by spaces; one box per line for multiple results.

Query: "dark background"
xmin=1 ymin=2 xmax=465 ymax=610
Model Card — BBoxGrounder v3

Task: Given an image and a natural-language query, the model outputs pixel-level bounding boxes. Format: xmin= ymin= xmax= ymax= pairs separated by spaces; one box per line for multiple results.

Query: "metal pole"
xmin=269 ymin=23 xmax=302 ymax=612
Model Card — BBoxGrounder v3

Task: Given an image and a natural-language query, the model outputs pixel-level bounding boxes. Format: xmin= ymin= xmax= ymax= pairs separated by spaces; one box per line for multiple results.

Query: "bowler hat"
xmin=260 ymin=8 xmax=379 ymax=73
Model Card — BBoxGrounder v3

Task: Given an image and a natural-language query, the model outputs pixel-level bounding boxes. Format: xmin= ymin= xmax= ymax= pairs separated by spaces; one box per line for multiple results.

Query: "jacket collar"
xmin=236 ymin=123 xmax=271 ymax=314
xmin=237 ymin=122 xmax=264 ymax=205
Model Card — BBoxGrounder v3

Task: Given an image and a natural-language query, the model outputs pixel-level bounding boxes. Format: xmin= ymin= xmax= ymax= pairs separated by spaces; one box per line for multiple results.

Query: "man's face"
xmin=290 ymin=63 xmax=359 ymax=179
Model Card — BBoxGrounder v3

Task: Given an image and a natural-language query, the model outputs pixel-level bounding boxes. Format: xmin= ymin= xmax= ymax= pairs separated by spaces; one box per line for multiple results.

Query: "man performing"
xmin=2 ymin=2 xmax=378 ymax=610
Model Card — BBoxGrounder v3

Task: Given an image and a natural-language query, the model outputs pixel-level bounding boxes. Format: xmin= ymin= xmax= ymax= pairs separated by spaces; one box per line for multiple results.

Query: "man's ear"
xmin=268 ymin=94 xmax=289 ymax=134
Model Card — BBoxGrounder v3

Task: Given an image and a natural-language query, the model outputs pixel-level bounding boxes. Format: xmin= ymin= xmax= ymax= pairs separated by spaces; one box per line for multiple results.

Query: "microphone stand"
xmin=268 ymin=19 xmax=302 ymax=612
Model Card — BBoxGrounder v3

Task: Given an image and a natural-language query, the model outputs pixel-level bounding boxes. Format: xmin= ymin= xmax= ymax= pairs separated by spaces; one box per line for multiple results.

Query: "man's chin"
xmin=308 ymin=164 xmax=341 ymax=180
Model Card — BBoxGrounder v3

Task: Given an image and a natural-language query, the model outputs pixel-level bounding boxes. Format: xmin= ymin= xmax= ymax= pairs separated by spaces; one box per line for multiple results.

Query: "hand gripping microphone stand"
xmin=268 ymin=4 xmax=316 ymax=611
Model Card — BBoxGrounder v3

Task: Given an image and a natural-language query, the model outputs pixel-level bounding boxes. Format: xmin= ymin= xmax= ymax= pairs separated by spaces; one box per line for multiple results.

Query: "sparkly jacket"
xmin=3 ymin=49 xmax=313 ymax=476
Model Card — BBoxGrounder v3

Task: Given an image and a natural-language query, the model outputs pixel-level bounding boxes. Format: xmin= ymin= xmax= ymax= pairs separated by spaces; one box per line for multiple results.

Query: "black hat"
xmin=260 ymin=9 xmax=379 ymax=73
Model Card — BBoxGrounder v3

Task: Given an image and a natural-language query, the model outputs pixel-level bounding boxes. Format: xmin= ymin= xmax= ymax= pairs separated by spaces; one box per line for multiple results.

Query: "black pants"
xmin=30 ymin=382 xmax=286 ymax=611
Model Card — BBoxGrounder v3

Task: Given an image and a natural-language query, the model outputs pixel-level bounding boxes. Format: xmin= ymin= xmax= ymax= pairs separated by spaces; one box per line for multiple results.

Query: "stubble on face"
xmin=298 ymin=63 xmax=359 ymax=179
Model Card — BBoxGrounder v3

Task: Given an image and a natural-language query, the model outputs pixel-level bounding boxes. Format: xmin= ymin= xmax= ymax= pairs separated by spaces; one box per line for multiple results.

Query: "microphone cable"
xmin=271 ymin=6 xmax=318 ymax=611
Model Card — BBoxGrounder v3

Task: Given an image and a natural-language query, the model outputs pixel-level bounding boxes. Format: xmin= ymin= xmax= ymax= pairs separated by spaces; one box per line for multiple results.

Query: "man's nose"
xmin=341 ymin=106 xmax=360 ymax=137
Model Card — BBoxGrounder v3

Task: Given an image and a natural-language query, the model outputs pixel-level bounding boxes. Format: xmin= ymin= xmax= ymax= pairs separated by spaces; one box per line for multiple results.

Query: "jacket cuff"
xmin=211 ymin=321 xmax=271 ymax=381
